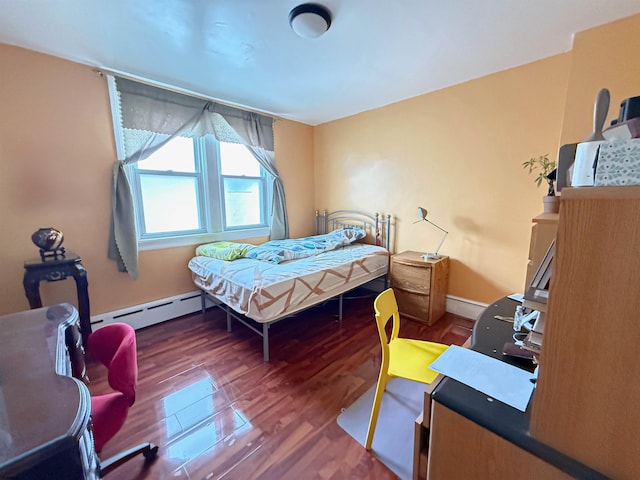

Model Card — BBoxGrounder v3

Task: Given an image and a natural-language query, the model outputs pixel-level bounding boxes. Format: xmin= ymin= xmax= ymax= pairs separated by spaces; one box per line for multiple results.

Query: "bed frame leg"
xmin=226 ymin=307 xmax=232 ymax=332
xmin=338 ymin=294 xmax=343 ymax=321
xmin=263 ymin=324 xmax=270 ymax=362
xmin=200 ymin=291 xmax=206 ymax=314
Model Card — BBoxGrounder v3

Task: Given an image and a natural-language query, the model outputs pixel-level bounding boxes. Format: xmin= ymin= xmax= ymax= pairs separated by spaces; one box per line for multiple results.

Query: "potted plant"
xmin=522 ymin=154 xmax=559 ymax=213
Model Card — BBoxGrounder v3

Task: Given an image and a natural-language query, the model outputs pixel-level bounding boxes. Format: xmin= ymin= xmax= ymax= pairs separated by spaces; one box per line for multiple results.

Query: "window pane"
xmin=140 ymin=174 xmax=200 ymax=233
xmin=138 ymin=137 xmax=196 ymax=173
xmin=223 ymin=178 xmax=262 ymax=227
xmin=220 ymin=143 xmax=261 ymax=176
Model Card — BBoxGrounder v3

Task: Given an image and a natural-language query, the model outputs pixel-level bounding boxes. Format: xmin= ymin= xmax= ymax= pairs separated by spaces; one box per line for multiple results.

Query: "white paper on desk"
xmin=507 ymin=293 xmax=524 ymax=302
xmin=430 ymin=345 xmax=535 ymax=411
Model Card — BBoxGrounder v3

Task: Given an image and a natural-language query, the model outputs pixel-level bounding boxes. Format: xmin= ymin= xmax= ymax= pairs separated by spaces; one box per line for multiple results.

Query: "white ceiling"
xmin=1 ymin=1 xmax=640 ymax=125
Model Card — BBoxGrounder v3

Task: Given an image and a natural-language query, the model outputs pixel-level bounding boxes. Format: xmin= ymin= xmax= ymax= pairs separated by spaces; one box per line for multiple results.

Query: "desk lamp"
xmin=416 ymin=207 xmax=448 ymax=260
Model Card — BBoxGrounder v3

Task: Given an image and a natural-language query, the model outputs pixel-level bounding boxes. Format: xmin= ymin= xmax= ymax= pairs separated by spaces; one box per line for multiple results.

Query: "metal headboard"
xmin=315 ymin=209 xmax=392 ymax=250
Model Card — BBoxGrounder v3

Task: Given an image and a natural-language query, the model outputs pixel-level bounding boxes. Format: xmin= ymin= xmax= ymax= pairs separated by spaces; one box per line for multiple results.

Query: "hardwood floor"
xmin=87 ymin=290 xmax=474 ymax=479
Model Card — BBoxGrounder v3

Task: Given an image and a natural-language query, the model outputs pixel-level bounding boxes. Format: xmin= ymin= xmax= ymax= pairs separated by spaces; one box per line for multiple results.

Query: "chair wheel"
xmin=144 ymin=444 xmax=159 ymax=461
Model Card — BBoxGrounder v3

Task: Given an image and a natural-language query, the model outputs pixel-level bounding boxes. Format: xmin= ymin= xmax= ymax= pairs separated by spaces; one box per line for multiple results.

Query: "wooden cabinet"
xmin=422 ymin=187 xmax=640 ymax=480
xmin=531 ymin=186 xmax=640 ymax=480
xmin=389 ymin=251 xmax=449 ymax=326
xmin=428 ymin=402 xmax=572 ymax=479
xmin=524 ymin=212 xmax=558 ymax=292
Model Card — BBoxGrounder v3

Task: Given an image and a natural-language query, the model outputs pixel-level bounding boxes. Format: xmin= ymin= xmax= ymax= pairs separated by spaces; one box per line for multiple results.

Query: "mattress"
xmin=188 ymin=243 xmax=389 ymax=323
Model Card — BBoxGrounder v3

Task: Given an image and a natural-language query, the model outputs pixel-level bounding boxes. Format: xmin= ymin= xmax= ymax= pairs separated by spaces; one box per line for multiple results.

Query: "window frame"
xmin=126 ymin=136 xmax=271 ymax=251
xmin=218 ymin=144 xmax=269 ymax=232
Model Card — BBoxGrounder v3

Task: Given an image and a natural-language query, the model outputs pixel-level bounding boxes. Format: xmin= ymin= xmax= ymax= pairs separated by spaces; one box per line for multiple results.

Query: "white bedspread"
xmin=188 ymin=243 xmax=389 ymax=323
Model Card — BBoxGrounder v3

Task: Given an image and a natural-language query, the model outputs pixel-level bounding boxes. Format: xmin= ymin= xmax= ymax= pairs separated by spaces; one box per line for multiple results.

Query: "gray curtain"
xmin=107 ymin=77 xmax=287 ymax=278
xmin=247 ymin=146 xmax=289 ymax=240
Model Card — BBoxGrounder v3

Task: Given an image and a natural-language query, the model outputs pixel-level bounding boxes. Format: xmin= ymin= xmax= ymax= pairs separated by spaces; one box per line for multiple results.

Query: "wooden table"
xmin=0 ymin=304 xmax=98 ymax=479
xmin=23 ymin=252 xmax=91 ymax=345
xmin=424 ymin=297 xmax=605 ymax=479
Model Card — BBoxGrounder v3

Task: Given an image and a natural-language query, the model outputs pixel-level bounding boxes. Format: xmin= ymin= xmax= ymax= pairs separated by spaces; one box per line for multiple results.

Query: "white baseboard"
xmin=360 ymin=280 xmax=486 ymax=321
xmin=90 ymin=289 xmax=487 ymax=332
xmin=445 ymin=295 xmax=487 ymax=321
xmin=91 ymin=290 xmax=203 ymax=331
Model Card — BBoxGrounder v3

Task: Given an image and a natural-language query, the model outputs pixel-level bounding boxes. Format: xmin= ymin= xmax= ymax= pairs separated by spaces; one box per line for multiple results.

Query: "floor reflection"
xmin=160 ymin=374 xmax=253 ymax=475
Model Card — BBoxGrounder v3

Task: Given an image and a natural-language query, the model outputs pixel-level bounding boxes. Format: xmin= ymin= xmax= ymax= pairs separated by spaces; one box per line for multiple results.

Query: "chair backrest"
xmin=87 ymin=323 xmax=138 ymax=406
xmin=373 ymin=288 xmax=401 ymax=365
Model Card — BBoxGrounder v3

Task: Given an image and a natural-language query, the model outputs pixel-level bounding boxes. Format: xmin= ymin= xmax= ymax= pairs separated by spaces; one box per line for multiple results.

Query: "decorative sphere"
xmin=31 ymin=227 xmax=64 ymax=251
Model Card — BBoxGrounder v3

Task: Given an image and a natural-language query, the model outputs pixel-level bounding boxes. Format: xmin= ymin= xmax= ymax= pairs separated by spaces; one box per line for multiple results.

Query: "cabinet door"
xmin=427 ymin=402 xmax=572 ymax=479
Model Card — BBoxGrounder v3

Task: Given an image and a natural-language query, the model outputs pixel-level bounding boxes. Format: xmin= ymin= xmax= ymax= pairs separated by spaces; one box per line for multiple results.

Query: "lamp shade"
xmin=289 ymin=4 xmax=332 ymax=39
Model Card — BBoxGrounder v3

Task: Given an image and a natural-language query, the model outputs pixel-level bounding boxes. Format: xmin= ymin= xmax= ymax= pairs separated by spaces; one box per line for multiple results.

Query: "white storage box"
xmin=572 ymin=141 xmax=602 ymax=186
xmin=595 ymin=139 xmax=640 ymax=186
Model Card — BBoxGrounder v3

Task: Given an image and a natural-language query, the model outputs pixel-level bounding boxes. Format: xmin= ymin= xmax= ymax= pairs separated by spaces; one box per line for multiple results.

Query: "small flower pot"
xmin=542 ymin=195 xmax=560 ymax=214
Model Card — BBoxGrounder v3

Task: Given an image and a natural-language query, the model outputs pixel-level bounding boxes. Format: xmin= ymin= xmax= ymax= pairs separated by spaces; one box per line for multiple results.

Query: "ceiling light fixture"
xmin=289 ymin=3 xmax=332 ymax=39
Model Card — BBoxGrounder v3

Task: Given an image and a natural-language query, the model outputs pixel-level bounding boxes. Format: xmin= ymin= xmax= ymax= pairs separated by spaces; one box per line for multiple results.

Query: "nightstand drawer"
xmin=394 ymin=288 xmax=430 ymax=321
xmin=390 ymin=261 xmax=431 ymax=294
xmin=389 ymin=251 xmax=449 ymax=326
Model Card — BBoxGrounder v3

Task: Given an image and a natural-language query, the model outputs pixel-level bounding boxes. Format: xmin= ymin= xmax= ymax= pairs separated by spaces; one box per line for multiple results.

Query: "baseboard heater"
xmin=90 ymin=287 xmax=483 ymax=334
xmin=90 ymin=291 xmax=203 ymax=330
xmin=445 ymin=295 xmax=487 ymax=320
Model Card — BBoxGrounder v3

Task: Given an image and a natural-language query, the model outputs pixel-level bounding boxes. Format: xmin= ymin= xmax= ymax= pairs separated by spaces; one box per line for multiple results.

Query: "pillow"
xmin=195 ymin=241 xmax=255 ymax=261
xmin=246 ymin=227 xmax=366 ymax=264
xmin=245 ymin=244 xmax=288 ymax=264
xmin=326 ymin=226 xmax=366 ymax=244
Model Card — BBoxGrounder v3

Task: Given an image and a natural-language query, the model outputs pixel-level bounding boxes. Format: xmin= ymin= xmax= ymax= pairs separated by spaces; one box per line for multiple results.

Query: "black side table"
xmin=23 ymin=252 xmax=91 ymax=346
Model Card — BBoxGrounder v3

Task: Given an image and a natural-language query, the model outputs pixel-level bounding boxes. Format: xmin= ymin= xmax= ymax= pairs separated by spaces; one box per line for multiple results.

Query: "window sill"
xmin=138 ymin=227 xmax=270 ymax=251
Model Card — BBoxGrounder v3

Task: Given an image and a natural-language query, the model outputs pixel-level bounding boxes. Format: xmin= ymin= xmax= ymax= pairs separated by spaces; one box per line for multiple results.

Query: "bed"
xmin=188 ymin=210 xmax=393 ymax=361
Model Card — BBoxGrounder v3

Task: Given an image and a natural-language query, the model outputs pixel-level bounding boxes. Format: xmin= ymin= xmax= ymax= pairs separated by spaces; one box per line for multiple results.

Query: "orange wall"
xmin=315 ymin=55 xmax=571 ymax=303
xmin=274 ymin=119 xmax=316 ymax=239
xmin=314 ymin=13 xmax=640 ymax=304
xmin=0 ymin=44 xmax=314 ymax=316
xmin=2 ymin=13 xmax=640 ymax=315
xmin=560 ymin=14 xmax=640 ymax=144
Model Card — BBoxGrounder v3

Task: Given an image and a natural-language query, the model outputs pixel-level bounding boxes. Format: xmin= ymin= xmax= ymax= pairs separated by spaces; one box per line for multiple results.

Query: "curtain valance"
xmin=115 ymin=77 xmax=274 ymax=157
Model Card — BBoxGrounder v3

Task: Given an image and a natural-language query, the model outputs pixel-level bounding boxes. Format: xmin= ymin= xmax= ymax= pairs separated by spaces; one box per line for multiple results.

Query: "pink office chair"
xmin=87 ymin=323 xmax=158 ymax=476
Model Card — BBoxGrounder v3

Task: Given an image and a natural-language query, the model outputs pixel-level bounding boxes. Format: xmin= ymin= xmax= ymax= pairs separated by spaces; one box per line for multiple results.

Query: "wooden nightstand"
xmin=389 ymin=251 xmax=449 ymax=326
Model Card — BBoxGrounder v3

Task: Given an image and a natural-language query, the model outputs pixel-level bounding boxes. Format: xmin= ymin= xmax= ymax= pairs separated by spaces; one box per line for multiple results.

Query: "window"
xmin=127 ymin=135 xmax=271 ymax=250
xmin=219 ymin=142 xmax=266 ymax=228
xmin=106 ymin=75 xmax=283 ymax=278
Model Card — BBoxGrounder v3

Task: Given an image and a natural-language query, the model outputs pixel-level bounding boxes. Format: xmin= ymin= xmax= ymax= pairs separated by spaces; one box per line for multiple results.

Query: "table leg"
xmin=72 ymin=263 xmax=91 ymax=346
xmin=23 ymin=273 xmax=43 ymax=309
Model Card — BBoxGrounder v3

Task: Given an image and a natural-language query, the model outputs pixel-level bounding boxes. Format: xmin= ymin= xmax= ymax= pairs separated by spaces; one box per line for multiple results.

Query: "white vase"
xmin=542 ymin=196 xmax=560 ymax=214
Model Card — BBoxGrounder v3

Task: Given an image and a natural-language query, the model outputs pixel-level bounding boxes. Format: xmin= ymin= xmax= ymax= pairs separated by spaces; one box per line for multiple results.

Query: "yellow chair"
xmin=365 ymin=288 xmax=448 ymax=450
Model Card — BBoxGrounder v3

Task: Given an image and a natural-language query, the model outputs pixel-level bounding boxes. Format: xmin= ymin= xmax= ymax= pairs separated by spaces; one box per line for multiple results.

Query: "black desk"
xmin=23 ymin=252 xmax=91 ymax=346
xmin=431 ymin=297 xmax=607 ymax=480
xmin=0 ymin=304 xmax=98 ymax=479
